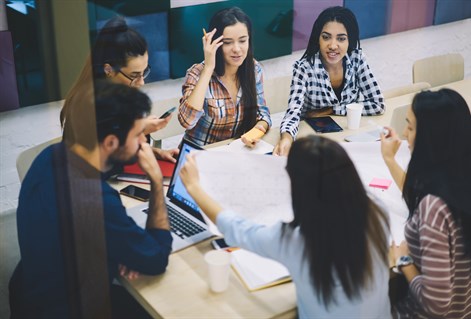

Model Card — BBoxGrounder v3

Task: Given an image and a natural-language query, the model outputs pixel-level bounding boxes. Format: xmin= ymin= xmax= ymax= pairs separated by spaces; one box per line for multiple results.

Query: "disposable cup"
xmin=346 ymin=103 xmax=363 ymax=129
xmin=204 ymin=250 xmax=231 ymax=293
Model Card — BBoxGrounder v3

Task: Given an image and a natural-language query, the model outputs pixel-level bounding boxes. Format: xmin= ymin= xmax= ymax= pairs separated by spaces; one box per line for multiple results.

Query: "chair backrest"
xmin=16 ymin=137 xmax=62 ymax=182
xmin=389 ymin=104 xmax=410 ymax=140
xmin=383 ymin=82 xmax=431 ymax=99
xmin=412 ymin=53 xmax=464 ymax=87
xmin=264 ymin=75 xmax=291 ymax=114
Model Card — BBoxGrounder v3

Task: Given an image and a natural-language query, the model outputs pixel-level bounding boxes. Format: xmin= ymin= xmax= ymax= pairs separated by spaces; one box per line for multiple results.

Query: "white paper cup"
xmin=204 ymin=250 xmax=231 ymax=293
xmin=346 ymin=103 xmax=363 ymax=129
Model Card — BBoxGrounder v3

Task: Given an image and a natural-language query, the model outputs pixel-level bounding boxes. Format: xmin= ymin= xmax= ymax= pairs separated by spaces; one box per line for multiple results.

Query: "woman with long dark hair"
xmin=61 ymin=16 xmax=178 ymax=162
xmin=180 ymin=135 xmax=391 ymax=317
xmin=381 ymin=89 xmax=471 ymax=317
xmin=274 ymin=6 xmax=384 ymax=155
xmin=178 ymin=7 xmax=271 ymax=146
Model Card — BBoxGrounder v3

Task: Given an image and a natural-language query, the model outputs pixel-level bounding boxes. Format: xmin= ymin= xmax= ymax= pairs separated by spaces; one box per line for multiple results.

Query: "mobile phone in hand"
xmin=211 ymin=238 xmax=231 ymax=250
xmin=120 ymin=185 xmax=150 ymax=201
xmin=159 ymin=106 xmax=176 ymax=119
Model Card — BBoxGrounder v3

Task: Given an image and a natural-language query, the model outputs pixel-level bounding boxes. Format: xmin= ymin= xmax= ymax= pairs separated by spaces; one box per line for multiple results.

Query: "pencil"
xmin=203 ymin=28 xmax=207 ymax=37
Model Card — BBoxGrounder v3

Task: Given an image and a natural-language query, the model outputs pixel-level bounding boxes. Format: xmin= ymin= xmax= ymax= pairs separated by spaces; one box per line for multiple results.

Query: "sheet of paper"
xmin=340 ymin=141 xmax=410 ymax=243
xmin=208 ymin=138 xmax=274 ymax=155
xmin=193 ymin=151 xmax=293 ymax=225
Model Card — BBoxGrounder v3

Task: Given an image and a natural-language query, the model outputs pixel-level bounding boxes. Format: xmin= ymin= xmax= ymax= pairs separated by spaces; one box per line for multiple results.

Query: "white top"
xmin=217 ymin=211 xmax=391 ymax=319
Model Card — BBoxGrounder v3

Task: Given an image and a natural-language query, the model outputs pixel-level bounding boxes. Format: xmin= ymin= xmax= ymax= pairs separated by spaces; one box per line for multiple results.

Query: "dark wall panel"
xmin=169 ymin=0 xmax=293 ymax=79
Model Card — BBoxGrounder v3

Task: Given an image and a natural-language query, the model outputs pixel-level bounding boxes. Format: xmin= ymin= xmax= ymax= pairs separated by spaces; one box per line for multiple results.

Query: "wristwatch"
xmin=393 ymin=255 xmax=414 ymax=274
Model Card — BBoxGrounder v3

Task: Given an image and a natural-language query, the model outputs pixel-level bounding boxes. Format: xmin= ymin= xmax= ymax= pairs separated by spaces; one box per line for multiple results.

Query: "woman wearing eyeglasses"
xmin=61 ymin=16 xmax=178 ymax=162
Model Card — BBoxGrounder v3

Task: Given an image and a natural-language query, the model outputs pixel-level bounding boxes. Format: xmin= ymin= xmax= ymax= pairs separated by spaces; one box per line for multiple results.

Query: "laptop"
xmin=126 ymin=139 xmax=215 ymax=252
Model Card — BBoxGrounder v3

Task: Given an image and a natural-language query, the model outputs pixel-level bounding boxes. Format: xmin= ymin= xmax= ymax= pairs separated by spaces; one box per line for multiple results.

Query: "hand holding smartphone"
xmin=120 ymin=185 xmax=150 ymax=201
xmin=159 ymin=106 xmax=177 ymax=119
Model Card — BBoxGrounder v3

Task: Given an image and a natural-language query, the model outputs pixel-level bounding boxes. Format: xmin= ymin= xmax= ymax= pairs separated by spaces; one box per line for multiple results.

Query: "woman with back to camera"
xmin=180 ymin=135 xmax=391 ymax=318
xmin=380 ymin=89 xmax=471 ymax=318
xmin=61 ymin=16 xmax=178 ymax=162
xmin=274 ymin=6 xmax=384 ymax=156
xmin=178 ymin=7 xmax=272 ymax=147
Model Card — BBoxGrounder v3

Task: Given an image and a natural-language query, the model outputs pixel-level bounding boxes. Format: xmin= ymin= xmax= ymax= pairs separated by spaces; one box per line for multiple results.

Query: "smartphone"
xmin=159 ymin=106 xmax=177 ymax=119
xmin=119 ymin=185 xmax=150 ymax=201
xmin=211 ymin=238 xmax=231 ymax=250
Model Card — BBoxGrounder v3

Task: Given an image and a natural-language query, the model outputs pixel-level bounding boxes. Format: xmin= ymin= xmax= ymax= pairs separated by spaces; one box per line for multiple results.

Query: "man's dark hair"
xmin=65 ymin=80 xmax=150 ymax=150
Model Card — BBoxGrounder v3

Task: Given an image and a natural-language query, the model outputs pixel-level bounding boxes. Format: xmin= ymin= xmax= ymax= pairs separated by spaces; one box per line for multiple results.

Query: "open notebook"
xmin=231 ymin=249 xmax=291 ymax=291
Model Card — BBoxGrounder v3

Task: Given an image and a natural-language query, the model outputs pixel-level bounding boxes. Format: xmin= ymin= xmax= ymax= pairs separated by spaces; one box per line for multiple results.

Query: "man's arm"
xmin=137 ymin=143 xmax=169 ymax=230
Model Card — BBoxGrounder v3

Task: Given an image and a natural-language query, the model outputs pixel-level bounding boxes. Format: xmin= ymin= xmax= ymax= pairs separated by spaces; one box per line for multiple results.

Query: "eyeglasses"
xmin=118 ymin=65 xmax=151 ymax=86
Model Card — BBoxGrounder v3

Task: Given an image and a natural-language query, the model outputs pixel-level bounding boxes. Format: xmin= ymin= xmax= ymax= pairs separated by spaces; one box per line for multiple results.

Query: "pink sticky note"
xmin=369 ymin=178 xmax=392 ymax=190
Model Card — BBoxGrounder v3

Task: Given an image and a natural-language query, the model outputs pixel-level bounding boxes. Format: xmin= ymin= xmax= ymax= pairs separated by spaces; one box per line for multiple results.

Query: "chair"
xmin=264 ymin=75 xmax=291 ymax=114
xmin=412 ymin=53 xmax=464 ymax=87
xmin=16 ymin=137 xmax=62 ymax=182
xmin=383 ymin=82 xmax=431 ymax=99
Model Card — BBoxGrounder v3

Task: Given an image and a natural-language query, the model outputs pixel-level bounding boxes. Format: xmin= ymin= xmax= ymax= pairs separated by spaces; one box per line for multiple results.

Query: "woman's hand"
xmin=153 ymin=147 xmax=179 ymax=163
xmin=273 ymin=133 xmax=293 ymax=156
xmin=144 ymin=114 xmax=172 ymax=135
xmin=392 ymin=240 xmax=410 ymax=261
xmin=241 ymin=125 xmax=266 ymax=148
xmin=137 ymin=143 xmax=162 ymax=183
xmin=380 ymin=126 xmax=401 ymax=162
xmin=202 ymin=28 xmax=223 ymax=71
xmin=179 ymin=155 xmax=200 ymax=193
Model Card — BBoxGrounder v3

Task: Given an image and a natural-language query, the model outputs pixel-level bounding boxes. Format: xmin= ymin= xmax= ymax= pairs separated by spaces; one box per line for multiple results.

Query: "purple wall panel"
xmin=292 ymin=0 xmax=343 ymax=52
xmin=0 ymin=31 xmax=20 ymax=111
xmin=388 ymin=0 xmax=435 ymax=34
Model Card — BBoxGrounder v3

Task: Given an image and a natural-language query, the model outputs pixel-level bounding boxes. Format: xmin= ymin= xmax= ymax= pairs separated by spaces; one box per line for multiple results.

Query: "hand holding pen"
xmin=379 ymin=125 xmax=402 ymax=162
xmin=202 ymin=28 xmax=224 ymax=71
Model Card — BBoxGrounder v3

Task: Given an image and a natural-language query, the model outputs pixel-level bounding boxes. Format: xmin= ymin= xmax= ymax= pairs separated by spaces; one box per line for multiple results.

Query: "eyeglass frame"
xmin=118 ymin=65 xmax=151 ymax=86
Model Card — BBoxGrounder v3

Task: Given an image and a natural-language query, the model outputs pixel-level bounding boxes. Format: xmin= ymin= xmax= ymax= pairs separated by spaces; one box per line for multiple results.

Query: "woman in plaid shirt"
xmin=274 ymin=6 xmax=384 ymax=156
xmin=178 ymin=7 xmax=272 ymax=146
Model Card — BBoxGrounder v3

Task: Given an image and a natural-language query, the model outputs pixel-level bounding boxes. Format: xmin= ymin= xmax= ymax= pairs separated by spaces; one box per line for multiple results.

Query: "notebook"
xmin=231 ymin=249 xmax=291 ymax=291
xmin=117 ymin=160 xmax=176 ymax=184
xmin=126 ymin=139 xmax=215 ymax=252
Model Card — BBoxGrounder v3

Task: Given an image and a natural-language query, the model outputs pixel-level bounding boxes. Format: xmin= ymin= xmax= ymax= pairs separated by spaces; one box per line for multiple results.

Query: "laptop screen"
xmin=166 ymin=139 xmax=205 ymax=222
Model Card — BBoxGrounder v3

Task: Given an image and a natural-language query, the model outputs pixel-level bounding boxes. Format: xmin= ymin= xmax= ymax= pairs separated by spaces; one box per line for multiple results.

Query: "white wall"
xmin=0 ymin=18 xmax=470 ymax=214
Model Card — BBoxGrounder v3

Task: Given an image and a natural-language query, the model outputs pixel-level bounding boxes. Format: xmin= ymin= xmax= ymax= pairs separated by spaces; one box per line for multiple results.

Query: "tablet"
xmin=304 ymin=116 xmax=343 ymax=133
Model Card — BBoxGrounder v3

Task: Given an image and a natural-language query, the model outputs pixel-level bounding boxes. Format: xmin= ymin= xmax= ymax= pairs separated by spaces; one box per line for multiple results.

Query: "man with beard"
xmin=9 ymin=81 xmax=172 ymax=318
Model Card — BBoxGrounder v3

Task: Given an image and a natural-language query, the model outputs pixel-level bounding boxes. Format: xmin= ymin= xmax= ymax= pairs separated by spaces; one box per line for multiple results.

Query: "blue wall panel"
xmin=435 ymin=0 xmax=471 ymax=25
xmin=344 ymin=0 xmax=390 ymax=39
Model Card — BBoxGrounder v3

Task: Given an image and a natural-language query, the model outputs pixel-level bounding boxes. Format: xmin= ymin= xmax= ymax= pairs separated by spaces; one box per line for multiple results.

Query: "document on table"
xmin=208 ymin=138 xmax=274 ymax=155
xmin=340 ymin=141 xmax=410 ymax=243
xmin=193 ymin=151 xmax=293 ymax=225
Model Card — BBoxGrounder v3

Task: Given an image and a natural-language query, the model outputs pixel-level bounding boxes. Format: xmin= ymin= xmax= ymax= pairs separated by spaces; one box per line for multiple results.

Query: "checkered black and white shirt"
xmin=280 ymin=49 xmax=384 ymax=138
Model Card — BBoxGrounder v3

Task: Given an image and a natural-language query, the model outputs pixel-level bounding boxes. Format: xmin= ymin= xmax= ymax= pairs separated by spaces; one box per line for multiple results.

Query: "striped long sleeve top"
xmin=395 ymin=194 xmax=471 ymax=318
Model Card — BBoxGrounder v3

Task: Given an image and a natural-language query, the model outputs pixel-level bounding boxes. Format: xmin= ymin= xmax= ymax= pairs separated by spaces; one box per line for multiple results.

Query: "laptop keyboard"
xmin=142 ymin=206 xmax=205 ymax=239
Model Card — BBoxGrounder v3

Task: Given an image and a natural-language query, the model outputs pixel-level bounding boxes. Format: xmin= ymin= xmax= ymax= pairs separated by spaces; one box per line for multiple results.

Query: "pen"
xmin=368 ymin=120 xmax=389 ymax=137
xmin=203 ymin=28 xmax=207 ymax=38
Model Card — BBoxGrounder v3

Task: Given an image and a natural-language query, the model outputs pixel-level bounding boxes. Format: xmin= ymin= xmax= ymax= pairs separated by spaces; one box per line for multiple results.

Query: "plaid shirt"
xmin=178 ymin=61 xmax=271 ymax=146
xmin=280 ymin=49 xmax=385 ymax=138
